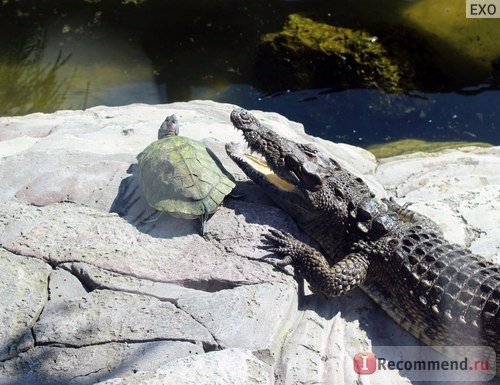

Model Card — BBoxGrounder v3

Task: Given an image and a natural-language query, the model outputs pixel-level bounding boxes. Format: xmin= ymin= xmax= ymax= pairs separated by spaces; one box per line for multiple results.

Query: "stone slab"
xmin=0 ymin=250 xmax=52 ymax=360
xmin=0 ymin=341 xmax=203 ymax=385
xmin=0 ymin=201 xmax=286 ymax=289
xmin=177 ymin=283 xmax=297 ymax=363
xmin=33 ymin=289 xmax=216 ymax=348
xmin=0 ymin=102 xmax=498 ymax=385
xmin=94 ymin=348 xmax=273 ymax=385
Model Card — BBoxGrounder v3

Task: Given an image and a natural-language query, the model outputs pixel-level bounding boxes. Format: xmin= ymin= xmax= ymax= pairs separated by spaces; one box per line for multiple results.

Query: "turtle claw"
xmin=198 ymin=210 xmax=209 ymax=236
xmin=141 ymin=210 xmax=163 ymax=223
xmin=227 ymin=187 xmax=245 ymax=199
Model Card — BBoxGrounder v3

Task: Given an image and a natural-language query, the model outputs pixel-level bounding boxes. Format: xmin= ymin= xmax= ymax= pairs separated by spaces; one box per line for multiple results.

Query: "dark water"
xmin=1 ymin=0 xmax=499 ymax=148
xmin=198 ymin=85 xmax=499 ymax=146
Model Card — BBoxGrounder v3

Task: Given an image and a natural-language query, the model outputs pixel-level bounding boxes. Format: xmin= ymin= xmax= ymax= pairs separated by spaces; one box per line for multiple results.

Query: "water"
xmin=1 ymin=0 xmax=499 ymax=149
xmin=193 ymin=85 xmax=499 ymax=146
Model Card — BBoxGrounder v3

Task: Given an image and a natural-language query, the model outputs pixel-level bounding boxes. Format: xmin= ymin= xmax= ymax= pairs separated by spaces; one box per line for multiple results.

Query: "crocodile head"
xmin=226 ymin=108 xmax=372 ymax=225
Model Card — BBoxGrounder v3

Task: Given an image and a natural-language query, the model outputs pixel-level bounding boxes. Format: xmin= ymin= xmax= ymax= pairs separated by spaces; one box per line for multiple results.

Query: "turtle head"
xmin=158 ymin=114 xmax=179 ymax=139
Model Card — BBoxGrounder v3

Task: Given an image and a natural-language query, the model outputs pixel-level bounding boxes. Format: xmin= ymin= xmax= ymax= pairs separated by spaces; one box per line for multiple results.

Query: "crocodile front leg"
xmin=264 ymin=229 xmax=370 ymax=296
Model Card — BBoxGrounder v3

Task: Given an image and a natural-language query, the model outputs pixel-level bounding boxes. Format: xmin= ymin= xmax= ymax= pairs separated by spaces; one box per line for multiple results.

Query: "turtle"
xmin=136 ymin=114 xmax=235 ymax=235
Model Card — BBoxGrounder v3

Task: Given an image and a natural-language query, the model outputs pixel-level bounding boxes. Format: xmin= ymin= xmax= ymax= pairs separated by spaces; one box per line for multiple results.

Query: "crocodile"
xmin=225 ymin=107 xmax=500 ymax=376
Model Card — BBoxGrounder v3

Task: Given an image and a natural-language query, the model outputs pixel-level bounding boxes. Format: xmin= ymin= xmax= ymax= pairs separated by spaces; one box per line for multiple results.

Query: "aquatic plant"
xmin=0 ymin=32 xmax=73 ymax=116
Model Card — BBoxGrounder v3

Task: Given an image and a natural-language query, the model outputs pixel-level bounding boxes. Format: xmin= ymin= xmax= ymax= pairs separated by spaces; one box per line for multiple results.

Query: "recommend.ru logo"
xmin=352 ymin=346 xmax=496 ymax=382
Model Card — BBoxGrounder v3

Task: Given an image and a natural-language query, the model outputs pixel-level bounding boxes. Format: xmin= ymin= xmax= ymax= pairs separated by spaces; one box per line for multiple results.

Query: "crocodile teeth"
xmin=226 ymin=139 xmax=294 ymax=191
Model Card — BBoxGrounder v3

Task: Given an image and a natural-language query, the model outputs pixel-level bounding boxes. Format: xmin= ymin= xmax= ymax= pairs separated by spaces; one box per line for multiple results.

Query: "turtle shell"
xmin=137 ymin=135 xmax=235 ymax=219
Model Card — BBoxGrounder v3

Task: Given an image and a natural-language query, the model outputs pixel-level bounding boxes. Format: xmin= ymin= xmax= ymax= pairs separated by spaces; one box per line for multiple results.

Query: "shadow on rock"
xmin=0 ymin=290 xmax=208 ymax=385
xmin=109 ymin=163 xmax=199 ymax=238
xmin=301 ymin=286 xmax=422 ymax=345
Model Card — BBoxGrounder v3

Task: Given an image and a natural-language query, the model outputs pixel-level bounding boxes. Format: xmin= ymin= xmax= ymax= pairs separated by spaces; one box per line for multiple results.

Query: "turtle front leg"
xmin=142 ymin=210 xmax=164 ymax=223
xmin=263 ymin=229 xmax=369 ymax=297
xmin=198 ymin=210 xmax=209 ymax=236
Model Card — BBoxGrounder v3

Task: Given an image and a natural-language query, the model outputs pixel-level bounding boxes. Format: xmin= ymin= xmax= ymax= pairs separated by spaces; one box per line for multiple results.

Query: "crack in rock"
xmin=33 ymin=289 xmax=216 ymax=349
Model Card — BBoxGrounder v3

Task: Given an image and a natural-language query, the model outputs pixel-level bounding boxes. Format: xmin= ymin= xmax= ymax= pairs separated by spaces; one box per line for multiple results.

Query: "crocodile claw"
xmin=263 ymin=228 xmax=295 ymax=245
xmin=261 ymin=229 xmax=296 ymax=266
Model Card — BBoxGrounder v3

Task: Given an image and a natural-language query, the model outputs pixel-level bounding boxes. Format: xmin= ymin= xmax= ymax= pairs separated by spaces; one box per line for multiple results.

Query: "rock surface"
xmin=0 ymin=100 xmax=498 ymax=385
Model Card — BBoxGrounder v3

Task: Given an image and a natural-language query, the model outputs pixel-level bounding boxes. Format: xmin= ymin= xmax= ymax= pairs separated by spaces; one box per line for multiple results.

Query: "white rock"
xmin=0 ymin=250 xmax=52 ymax=360
xmin=94 ymin=348 xmax=273 ymax=385
xmin=0 ymin=341 xmax=203 ymax=385
xmin=177 ymin=283 xmax=298 ymax=363
xmin=0 ymin=101 xmax=498 ymax=385
xmin=33 ymin=289 xmax=216 ymax=348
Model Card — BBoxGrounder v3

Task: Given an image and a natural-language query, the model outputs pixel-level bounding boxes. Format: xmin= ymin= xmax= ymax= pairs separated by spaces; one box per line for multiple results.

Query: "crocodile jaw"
xmin=225 ymin=141 xmax=295 ymax=192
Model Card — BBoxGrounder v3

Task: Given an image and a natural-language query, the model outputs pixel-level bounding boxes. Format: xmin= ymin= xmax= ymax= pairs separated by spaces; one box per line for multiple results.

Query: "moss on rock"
xmin=367 ymin=139 xmax=492 ymax=158
xmin=255 ymin=14 xmax=441 ymax=93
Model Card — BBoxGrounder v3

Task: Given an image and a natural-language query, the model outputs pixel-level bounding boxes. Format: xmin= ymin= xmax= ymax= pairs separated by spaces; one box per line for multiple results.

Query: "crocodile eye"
xmin=284 ymin=155 xmax=322 ymax=190
xmin=301 ymin=143 xmax=319 ymax=156
xmin=285 ymin=154 xmax=301 ymax=170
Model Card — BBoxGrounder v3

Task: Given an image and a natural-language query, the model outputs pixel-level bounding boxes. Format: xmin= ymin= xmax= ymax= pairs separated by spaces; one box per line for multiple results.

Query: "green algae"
xmin=402 ymin=0 xmax=500 ymax=86
xmin=256 ymin=14 xmax=429 ymax=93
xmin=367 ymin=139 xmax=492 ymax=159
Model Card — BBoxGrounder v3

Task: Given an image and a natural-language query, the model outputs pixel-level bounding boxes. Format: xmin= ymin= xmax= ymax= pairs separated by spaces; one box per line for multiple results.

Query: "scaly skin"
xmin=226 ymin=107 xmax=500 ymax=376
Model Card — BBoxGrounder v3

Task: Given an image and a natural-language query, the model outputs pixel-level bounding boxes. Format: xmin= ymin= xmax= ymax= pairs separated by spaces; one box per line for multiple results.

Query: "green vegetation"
xmin=367 ymin=139 xmax=492 ymax=159
xmin=0 ymin=34 xmax=73 ymax=116
xmin=256 ymin=14 xmax=429 ymax=93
